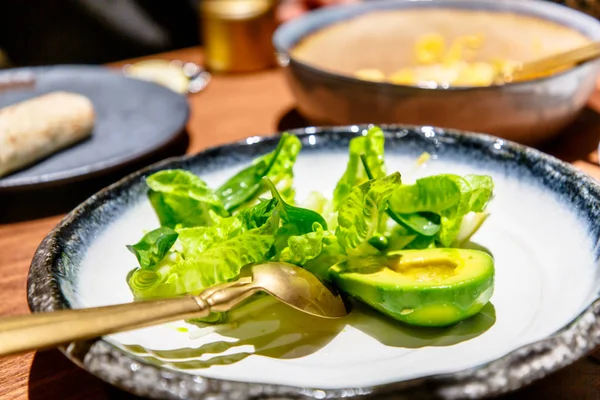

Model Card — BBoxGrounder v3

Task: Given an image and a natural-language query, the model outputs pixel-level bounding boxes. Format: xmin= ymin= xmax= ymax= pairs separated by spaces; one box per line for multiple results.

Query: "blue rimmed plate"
xmin=27 ymin=125 xmax=600 ymax=399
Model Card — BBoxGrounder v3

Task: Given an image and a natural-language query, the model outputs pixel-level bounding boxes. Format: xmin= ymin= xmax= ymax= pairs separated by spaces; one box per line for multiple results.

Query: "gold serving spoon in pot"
xmin=500 ymin=41 xmax=600 ymax=83
xmin=0 ymin=262 xmax=347 ymax=357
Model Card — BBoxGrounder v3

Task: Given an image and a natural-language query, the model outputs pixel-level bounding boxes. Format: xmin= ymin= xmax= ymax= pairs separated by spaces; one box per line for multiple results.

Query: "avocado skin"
xmin=329 ymin=249 xmax=495 ymax=327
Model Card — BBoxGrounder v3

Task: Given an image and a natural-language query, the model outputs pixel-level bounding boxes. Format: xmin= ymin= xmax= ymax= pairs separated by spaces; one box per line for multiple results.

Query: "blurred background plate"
xmin=0 ymin=65 xmax=189 ymax=192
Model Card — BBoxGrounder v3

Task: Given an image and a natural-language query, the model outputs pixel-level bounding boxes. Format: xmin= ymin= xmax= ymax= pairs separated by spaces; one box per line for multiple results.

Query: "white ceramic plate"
xmin=28 ymin=125 xmax=600 ymax=400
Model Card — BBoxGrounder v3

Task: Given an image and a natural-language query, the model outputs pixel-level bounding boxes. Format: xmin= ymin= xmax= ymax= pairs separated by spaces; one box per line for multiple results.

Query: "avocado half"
xmin=329 ymin=248 xmax=495 ymax=327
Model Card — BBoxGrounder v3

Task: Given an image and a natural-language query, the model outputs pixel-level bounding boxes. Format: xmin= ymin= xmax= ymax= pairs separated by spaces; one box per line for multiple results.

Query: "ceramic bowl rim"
xmin=27 ymin=124 xmax=600 ymax=399
xmin=272 ymin=0 xmax=600 ymax=92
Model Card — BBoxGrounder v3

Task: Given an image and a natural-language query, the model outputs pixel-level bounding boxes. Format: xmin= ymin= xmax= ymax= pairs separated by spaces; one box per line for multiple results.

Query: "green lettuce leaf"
xmin=176 ymin=217 xmax=244 ymax=255
xmin=179 ymin=219 xmax=277 ymax=290
xmin=237 ymin=197 xmax=279 ymax=230
xmin=304 ymin=235 xmax=345 ymax=281
xmin=264 ymin=134 xmax=302 ymax=204
xmin=126 ymin=227 xmax=179 ymax=269
xmin=215 ymin=141 xmax=283 ymax=212
xmin=336 ymin=172 xmax=401 ymax=253
xmin=465 ymin=175 xmax=494 ymax=212
xmin=128 ymin=209 xmax=280 ymax=300
xmin=437 ymin=175 xmax=494 ymax=246
xmin=333 ymin=126 xmax=386 ymax=209
xmin=299 ymin=191 xmax=337 ymax=230
xmin=267 ymin=179 xmax=327 ymax=233
xmin=388 ymin=174 xmax=494 ymax=246
xmin=388 ymin=174 xmax=467 ymax=214
xmin=404 ymin=235 xmax=437 ymax=249
xmin=453 ymin=211 xmax=490 ymax=246
xmin=360 ymin=153 xmax=438 ymax=237
xmin=385 ymin=225 xmax=417 ymax=251
xmin=390 ymin=212 xmax=440 ymax=236
xmin=216 ymin=133 xmax=301 ymax=211
xmin=280 ymin=222 xmax=327 ymax=265
xmin=280 ymin=222 xmax=345 ymax=281
xmin=265 ymin=178 xmax=327 ymax=257
xmin=174 ymin=197 xmax=279 ymax=258
xmin=147 ymin=170 xmax=227 ymax=228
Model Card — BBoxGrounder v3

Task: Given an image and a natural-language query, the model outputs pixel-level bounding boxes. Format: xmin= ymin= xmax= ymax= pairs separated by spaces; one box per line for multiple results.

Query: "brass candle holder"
xmin=200 ymin=0 xmax=279 ymax=73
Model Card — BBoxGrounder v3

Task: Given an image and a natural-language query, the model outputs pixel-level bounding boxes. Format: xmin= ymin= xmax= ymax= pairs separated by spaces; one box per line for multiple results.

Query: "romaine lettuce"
xmin=360 ymin=153 xmax=440 ymax=238
xmin=336 ymin=173 xmax=401 ymax=253
xmin=126 ymin=227 xmax=179 ymax=269
xmin=333 ymin=126 xmax=386 ymax=209
xmin=128 ymin=207 xmax=280 ymax=300
xmin=266 ymin=178 xmax=327 ymax=257
xmin=147 ymin=170 xmax=227 ymax=228
xmin=279 ymin=222 xmax=345 ymax=281
xmin=264 ymin=134 xmax=302 ymax=203
xmin=279 ymin=222 xmax=327 ymax=265
xmin=389 ymin=174 xmax=494 ymax=246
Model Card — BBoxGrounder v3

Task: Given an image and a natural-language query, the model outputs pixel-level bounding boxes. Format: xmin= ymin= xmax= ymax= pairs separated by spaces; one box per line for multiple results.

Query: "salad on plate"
xmin=126 ymin=126 xmax=495 ymax=328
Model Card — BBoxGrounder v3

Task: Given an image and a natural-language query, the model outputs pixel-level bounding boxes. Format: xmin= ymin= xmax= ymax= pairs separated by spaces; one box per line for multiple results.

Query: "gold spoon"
xmin=0 ymin=262 xmax=347 ymax=357
xmin=501 ymin=41 xmax=600 ymax=83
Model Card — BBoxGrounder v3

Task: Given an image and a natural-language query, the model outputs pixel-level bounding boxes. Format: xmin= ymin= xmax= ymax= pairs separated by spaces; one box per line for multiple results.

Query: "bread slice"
xmin=0 ymin=91 xmax=95 ymax=177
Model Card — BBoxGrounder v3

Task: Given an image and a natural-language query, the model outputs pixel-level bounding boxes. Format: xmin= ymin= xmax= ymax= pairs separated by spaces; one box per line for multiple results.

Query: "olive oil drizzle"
xmin=118 ymin=298 xmax=495 ymax=371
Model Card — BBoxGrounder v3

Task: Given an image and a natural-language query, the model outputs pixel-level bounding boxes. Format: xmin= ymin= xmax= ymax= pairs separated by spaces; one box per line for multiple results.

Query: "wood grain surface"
xmin=1 ymin=47 xmax=600 ymax=399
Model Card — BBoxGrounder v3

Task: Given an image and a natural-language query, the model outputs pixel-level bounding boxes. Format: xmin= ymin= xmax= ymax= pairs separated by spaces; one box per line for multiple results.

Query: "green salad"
xmin=126 ymin=126 xmax=495 ymax=327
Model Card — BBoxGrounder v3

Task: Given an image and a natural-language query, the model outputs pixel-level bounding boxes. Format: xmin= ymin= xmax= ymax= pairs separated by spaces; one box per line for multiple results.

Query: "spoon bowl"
xmin=251 ymin=262 xmax=348 ymax=318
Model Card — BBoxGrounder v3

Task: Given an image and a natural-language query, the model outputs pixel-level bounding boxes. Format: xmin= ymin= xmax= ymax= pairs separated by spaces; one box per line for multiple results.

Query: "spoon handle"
xmin=0 ymin=276 xmax=261 ymax=357
xmin=511 ymin=41 xmax=600 ymax=81
xmin=0 ymin=297 xmax=208 ymax=357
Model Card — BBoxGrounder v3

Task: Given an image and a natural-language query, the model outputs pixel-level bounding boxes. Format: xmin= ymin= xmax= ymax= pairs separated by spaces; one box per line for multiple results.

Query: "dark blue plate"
xmin=0 ymin=65 xmax=189 ymax=191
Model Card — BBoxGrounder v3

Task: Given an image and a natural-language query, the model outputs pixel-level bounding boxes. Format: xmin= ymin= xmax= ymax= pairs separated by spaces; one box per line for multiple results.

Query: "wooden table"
xmin=1 ymin=47 xmax=600 ymax=400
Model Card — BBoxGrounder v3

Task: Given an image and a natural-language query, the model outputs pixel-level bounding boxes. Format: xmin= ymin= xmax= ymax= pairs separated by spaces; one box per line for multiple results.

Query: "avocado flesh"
xmin=329 ymin=248 xmax=494 ymax=327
